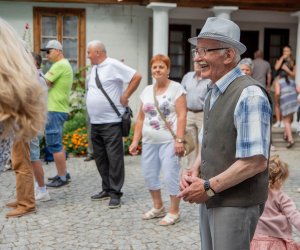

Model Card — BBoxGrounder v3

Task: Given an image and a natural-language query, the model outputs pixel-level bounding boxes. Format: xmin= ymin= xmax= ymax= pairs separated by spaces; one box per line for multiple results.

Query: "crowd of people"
xmin=1 ymin=15 xmax=300 ymax=249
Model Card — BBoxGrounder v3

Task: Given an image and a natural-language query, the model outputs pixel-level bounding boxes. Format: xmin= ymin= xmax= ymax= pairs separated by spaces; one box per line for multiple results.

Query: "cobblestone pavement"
xmin=0 ymin=150 xmax=299 ymax=250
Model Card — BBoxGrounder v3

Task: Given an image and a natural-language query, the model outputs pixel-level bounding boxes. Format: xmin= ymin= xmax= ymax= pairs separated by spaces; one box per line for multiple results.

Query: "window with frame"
xmin=33 ymin=7 xmax=86 ymax=74
xmin=168 ymin=24 xmax=191 ymax=83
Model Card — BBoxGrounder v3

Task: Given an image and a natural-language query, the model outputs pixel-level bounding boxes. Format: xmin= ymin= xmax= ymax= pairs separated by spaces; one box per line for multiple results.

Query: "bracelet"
xmin=176 ymin=138 xmax=184 ymax=143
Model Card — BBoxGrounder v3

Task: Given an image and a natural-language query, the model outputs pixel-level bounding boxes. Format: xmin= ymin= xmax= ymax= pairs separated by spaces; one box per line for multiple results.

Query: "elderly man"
xmin=41 ymin=40 xmax=73 ymax=188
xmin=178 ymin=17 xmax=272 ymax=250
xmin=181 ymin=62 xmax=210 ymax=169
xmin=86 ymin=40 xmax=142 ymax=208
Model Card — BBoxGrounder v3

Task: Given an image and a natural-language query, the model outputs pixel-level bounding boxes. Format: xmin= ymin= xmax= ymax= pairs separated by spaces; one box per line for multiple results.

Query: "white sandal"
xmin=159 ymin=212 xmax=180 ymax=226
xmin=142 ymin=206 xmax=166 ymax=220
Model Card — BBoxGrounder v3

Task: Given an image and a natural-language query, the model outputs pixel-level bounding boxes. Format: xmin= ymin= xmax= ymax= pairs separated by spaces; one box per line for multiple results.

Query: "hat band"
xmin=198 ymin=32 xmax=239 ymax=43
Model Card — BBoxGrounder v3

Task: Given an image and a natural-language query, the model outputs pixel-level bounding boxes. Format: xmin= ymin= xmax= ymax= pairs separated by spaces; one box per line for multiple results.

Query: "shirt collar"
xmin=214 ymin=66 xmax=243 ymax=94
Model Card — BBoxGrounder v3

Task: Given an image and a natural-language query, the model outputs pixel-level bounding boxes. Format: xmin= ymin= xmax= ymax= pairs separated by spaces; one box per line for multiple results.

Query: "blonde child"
xmin=251 ymin=155 xmax=300 ymax=250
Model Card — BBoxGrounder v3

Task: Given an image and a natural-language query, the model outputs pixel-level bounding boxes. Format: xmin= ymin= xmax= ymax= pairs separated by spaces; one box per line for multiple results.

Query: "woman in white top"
xmin=129 ymin=54 xmax=187 ymax=226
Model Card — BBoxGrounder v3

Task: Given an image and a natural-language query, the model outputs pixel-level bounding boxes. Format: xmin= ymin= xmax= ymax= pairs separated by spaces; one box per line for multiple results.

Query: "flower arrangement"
xmin=63 ymin=127 xmax=88 ymax=156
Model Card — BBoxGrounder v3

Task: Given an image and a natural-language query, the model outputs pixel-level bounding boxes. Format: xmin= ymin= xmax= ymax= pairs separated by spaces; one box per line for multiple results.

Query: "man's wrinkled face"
xmin=193 ymin=39 xmax=229 ymax=83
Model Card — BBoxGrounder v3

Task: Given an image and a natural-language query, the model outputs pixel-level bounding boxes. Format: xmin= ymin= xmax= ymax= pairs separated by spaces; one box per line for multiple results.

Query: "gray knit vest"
xmin=201 ymin=75 xmax=271 ymax=209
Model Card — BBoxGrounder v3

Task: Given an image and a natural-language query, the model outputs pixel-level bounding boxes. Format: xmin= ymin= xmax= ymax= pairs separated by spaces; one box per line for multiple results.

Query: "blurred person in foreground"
xmin=178 ymin=17 xmax=272 ymax=250
xmin=0 ymin=17 xmax=46 ymax=217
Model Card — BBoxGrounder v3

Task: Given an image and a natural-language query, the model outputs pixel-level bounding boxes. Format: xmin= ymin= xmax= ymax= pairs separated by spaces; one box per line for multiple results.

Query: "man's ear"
xmin=223 ymin=48 xmax=235 ymax=65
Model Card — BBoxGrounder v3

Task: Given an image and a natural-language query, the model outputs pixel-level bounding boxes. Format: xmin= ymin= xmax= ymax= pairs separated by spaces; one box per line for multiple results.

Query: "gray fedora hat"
xmin=188 ymin=17 xmax=246 ymax=55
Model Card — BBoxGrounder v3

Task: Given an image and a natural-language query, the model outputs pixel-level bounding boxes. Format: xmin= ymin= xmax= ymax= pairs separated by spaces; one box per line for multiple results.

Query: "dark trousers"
xmin=91 ymin=122 xmax=124 ymax=198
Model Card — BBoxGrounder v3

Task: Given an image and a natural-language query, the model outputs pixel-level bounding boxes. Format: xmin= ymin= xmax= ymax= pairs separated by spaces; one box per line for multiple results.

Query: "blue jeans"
xmin=30 ymin=136 xmax=41 ymax=162
xmin=45 ymin=112 xmax=68 ymax=153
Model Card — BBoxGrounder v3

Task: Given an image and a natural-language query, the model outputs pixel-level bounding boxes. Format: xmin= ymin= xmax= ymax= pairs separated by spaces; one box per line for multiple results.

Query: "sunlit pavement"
xmin=0 ymin=149 xmax=299 ymax=249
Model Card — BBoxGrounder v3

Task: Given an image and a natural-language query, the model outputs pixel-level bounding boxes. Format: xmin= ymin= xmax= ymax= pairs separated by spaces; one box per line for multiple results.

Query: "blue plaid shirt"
xmin=201 ymin=66 xmax=272 ymax=159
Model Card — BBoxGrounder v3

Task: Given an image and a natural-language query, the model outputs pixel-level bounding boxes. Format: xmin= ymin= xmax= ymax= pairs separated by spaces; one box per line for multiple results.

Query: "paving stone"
xmin=1 ymin=152 xmax=300 ymax=249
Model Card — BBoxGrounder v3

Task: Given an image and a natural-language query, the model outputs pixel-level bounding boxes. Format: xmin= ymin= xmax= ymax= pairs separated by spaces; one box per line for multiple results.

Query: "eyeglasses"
xmin=46 ymin=49 xmax=53 ymax=54
xmin=192 ymin=47 xmax=230 ymax=58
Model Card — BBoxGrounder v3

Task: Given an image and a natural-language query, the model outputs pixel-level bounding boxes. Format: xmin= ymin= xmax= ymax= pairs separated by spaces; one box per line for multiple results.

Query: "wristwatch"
xmin=176 ymin=138 xmax=184 ymax=143
xmin=204 ymin=180 xmax=216 ymax=197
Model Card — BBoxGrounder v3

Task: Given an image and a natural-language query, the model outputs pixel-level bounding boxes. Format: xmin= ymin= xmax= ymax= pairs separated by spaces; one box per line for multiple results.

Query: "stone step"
xmin=272 ymin=127 xmax=300 ymax=150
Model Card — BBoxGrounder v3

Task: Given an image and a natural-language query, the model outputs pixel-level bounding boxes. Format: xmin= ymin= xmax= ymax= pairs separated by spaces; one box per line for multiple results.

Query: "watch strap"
xmin=204 ymin=180 xmax=216 ymax=194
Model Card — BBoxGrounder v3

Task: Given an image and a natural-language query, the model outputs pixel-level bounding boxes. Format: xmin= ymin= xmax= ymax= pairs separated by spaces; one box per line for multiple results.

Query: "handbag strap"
xmin=153 ymin=86 xmax=177 ymax=140
xmin=95 ymin=67 xmax=121 ymax=117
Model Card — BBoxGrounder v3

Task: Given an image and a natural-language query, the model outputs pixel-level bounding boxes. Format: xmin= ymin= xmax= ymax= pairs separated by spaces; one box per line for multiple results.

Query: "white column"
xmin=211 ymin=6 xmax=238 ymax=20
xmin=292 ymin=11 xmax=300 ymax=85
xmin=147 ymin=2 xmax=176 ymax=56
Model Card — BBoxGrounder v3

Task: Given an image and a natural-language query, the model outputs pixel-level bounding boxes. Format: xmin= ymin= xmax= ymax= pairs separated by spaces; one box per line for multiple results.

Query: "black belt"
xmin=188 ymin=109 xmax=203 ymax=113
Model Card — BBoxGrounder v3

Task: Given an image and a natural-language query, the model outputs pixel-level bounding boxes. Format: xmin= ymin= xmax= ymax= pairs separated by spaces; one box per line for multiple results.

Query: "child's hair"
xmin=268 ymin=154 xmax=289 ymax=189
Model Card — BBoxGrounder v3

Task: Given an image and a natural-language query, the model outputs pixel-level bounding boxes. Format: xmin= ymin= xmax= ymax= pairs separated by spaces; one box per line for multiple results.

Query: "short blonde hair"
xmin=268 ymin=154 xmax=289 ymax=189
xmin=0 ymin=18 xmax=46 ymax=140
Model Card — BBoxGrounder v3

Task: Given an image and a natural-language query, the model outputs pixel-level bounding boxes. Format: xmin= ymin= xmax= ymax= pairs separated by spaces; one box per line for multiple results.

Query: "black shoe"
xmin=48 ymin=172 xmax=71 ymax=182
xmin=84 ymin=156 xmax=94 ymax=162
xmin=46 ymin=177 xmax=69 ymax=188
xmin=91 ymin=191 xmax=110 ymax=201
xmin=109 ymin=197 xmax=121 ymax=209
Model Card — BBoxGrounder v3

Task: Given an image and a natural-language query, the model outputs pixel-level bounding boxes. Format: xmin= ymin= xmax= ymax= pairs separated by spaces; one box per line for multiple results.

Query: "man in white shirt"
xmin=86 ymin=40 xmax=142 ymax=208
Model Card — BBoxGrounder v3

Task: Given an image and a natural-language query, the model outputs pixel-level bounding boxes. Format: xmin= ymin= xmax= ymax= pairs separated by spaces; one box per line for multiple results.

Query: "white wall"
xmin=85 ymin=5 xmax=151 ymax=111
xmin=0 ymin=2 xmax=299 ymax=110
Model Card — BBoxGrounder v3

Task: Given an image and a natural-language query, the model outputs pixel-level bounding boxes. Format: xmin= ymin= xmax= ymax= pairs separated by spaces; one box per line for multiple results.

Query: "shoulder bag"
xmin=95 ymin=68 xmax=132 ymax=137
xmin=153 ymin=86 xmax=195 ymax=157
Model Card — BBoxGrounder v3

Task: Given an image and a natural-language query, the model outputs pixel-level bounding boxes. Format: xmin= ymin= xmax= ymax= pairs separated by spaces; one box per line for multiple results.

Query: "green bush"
xmin=63 ymin=112 xmax=86 ymax=135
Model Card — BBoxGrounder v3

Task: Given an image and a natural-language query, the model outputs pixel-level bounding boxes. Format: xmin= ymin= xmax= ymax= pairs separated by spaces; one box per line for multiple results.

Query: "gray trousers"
xmin=199 ymin=203 xmax=264 ymax=250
